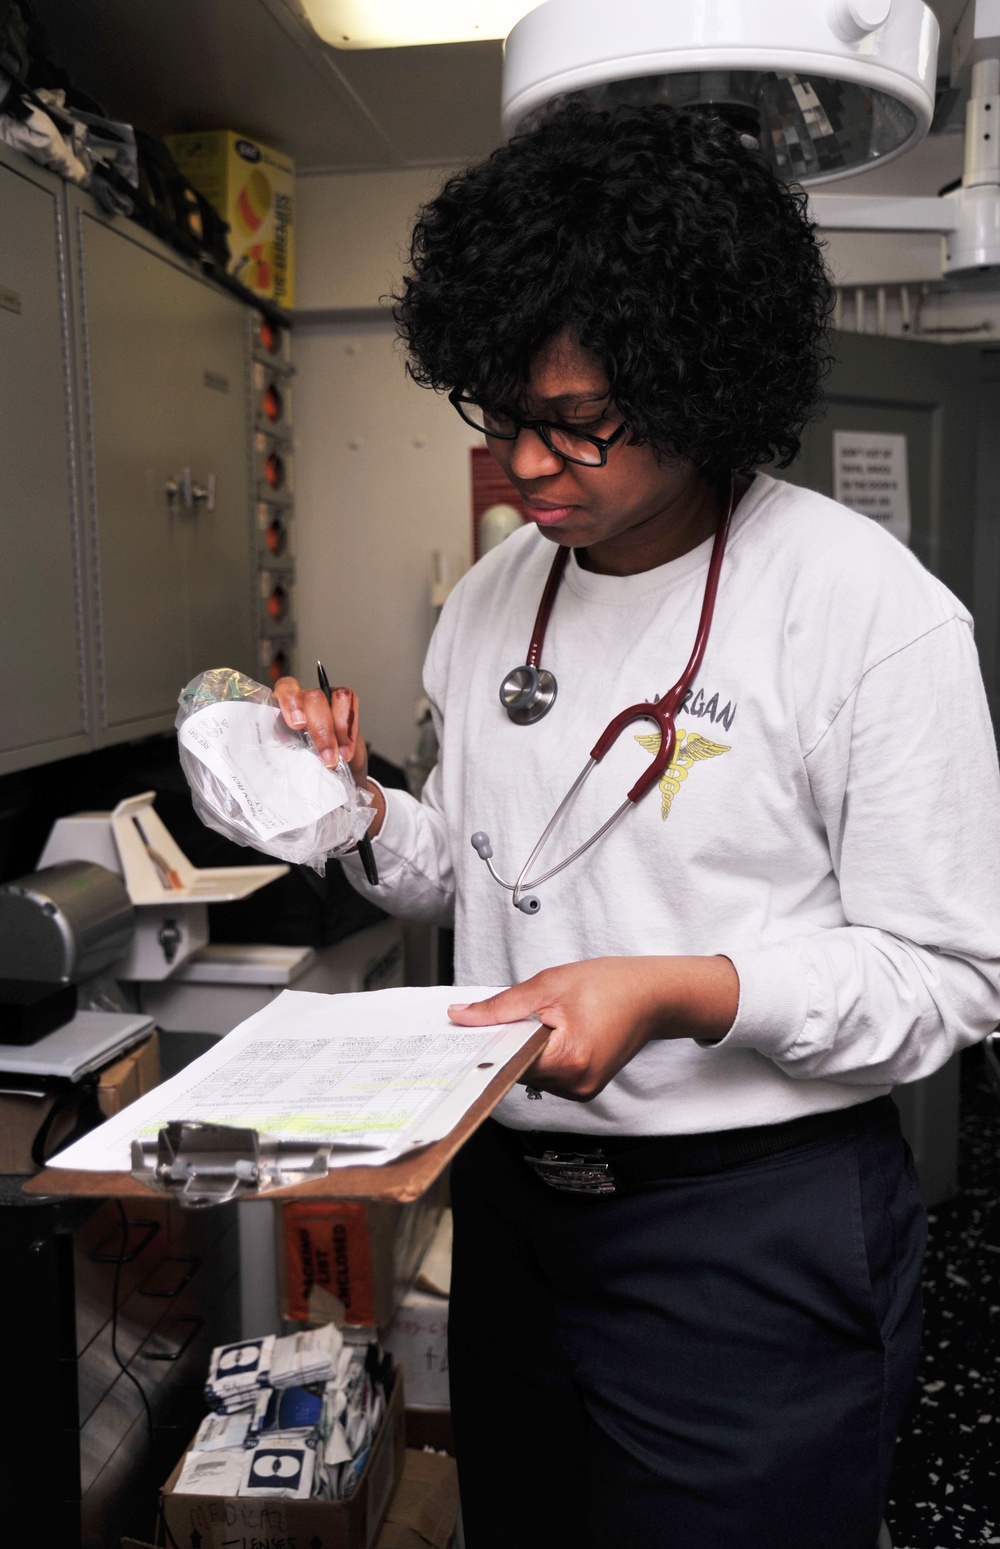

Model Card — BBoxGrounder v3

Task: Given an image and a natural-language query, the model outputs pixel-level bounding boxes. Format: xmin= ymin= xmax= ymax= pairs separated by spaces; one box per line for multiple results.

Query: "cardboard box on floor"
xmin=280 ymin=1173 xmax=448 ymax=1332
xmin=161 ymin=1370 xmax=405 ymax=1549
xmin=0 ymin=1032 xmax=159 ymax=1174
xmin=404 ymin=1409 xmax=454 ymax=1458
xmin=374 ymin=1449 xmax=459 ymax=1549
xmin=386 ymin=1289 xmax=449 ymax=1408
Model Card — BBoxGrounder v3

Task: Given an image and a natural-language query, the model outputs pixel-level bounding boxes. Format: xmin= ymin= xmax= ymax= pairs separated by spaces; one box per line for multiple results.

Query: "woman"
xmin=278 ymin=104 xmax=1000 ymax=1548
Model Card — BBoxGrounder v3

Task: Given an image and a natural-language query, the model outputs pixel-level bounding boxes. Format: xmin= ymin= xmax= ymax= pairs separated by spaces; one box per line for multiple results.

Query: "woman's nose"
xmin=508 ymin=426 xmax=564 ymax=481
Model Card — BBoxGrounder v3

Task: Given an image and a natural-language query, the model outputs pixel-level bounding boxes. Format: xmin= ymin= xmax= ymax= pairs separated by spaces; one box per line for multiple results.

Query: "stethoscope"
xmin=471 ymin=481 xmax=734 ymax=914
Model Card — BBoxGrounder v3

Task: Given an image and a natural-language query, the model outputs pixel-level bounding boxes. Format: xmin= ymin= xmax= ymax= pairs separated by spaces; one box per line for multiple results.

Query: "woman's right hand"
xmin=274 ymin=676 xmax=386 ymax=837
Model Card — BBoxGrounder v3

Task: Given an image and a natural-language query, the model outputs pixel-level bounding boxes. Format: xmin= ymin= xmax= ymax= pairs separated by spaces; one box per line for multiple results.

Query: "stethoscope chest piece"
xmin=499 ymin=664 xmax=558 ymax=725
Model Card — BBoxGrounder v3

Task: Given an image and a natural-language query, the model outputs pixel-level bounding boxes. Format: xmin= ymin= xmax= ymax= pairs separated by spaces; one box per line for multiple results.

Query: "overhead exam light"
xmin=501 ymin=0 xmax=939 ymax=186
xmin=298 ymin=0 xmax=538 ymax=48
xmin=806 ymin=0 xmax=1000 ymax=274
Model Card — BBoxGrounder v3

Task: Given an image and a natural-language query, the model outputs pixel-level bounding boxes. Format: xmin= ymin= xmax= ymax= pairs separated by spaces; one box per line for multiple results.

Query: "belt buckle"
xmin=523 ymin=1149 xmax=617 ymax=1196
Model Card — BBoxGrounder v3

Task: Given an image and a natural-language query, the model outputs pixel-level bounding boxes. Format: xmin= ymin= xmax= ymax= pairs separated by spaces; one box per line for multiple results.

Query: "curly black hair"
xmin=394 ymin=103 xmax=834 ymax=478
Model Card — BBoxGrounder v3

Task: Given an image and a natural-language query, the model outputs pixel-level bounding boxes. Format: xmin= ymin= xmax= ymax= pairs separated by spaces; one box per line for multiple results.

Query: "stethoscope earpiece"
xmin=470 ymin=832 xmax=493 ymax=860
xmin=515 ymin=894 xmax=541 ymax=914
xmin=499 ymin=665 xmax=558 ymax=725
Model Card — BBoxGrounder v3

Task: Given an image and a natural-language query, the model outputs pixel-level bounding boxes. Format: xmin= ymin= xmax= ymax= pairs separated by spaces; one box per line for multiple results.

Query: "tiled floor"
xmin=886 ymin=1046 xmax=999 ymax=1548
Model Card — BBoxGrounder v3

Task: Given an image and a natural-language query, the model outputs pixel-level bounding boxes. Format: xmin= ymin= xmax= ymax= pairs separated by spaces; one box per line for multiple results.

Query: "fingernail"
xmin=289 ymin=712 xmax=306 ymax=728
xmin=448 ymin=1003 xmax=471 ymax=1013
xmin=321 ymin=749 xmax=340 ymax=768
xmin=338 ymin=745 xmax=352 ymax=761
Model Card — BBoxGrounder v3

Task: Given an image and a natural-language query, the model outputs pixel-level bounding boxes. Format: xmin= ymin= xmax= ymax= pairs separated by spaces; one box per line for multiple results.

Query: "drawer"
xmin=78 ymin=1367 xmax=148 ymax=1495
xmin=76 ymin=1232 xmax=238 ymax=1493
xmin=135 ymin=1253 xmax=240 ymax=1420
xmin=76 ymin=1251 xmax=204 ymax=1425
xmin=74 ymin=1199 xmax=171 ymax=1356
xmin=81 ymin=1410 xmax=148 ymax=1549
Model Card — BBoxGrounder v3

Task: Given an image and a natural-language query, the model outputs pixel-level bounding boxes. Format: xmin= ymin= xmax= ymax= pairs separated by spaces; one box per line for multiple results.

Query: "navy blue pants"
xmin=449 ymin=1102 xmax=926 ymax=1549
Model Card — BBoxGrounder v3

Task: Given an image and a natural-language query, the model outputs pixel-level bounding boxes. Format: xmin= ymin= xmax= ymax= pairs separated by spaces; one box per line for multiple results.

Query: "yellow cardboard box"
xmin=167 ymin=131 xmax=295 ymax=308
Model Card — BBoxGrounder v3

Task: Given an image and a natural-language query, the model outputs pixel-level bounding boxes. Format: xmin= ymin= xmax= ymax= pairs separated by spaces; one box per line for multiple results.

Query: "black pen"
xmin=317 ymin=659 xmax=379 ymax=886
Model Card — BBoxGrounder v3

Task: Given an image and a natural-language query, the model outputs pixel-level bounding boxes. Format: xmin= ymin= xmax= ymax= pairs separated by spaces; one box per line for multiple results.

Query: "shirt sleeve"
xmin=340 ymin=760 xmax=455 ymax=927
xmin=718 ymin=616 xmax=1000 ymax=1084
xmin=340 ymin=604 xmax=457 ymax=926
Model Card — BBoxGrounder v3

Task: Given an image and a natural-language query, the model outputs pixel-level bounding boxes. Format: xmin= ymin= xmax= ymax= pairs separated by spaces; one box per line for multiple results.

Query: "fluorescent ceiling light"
xmin=299 ymin=0 xmax=539 ymax=48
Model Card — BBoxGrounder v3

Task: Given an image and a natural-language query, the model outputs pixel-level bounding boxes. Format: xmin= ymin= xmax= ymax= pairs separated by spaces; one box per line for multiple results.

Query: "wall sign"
xmin=832 ymin=431 xmax=911 ymax=546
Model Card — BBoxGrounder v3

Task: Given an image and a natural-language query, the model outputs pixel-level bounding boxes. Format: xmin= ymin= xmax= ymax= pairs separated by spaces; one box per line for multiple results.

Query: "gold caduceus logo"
xmin=634 ymin=726 xmax=731 ymax=820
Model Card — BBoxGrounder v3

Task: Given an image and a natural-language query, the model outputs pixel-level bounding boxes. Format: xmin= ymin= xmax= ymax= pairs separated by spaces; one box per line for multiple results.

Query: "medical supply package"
xmin=166 ymin=130 xmax=294 ymax=307
xmin=179 ymin=1325 xmax=394 ymax=1504
xmin=176 ymin=668 xmax=374 ymax=873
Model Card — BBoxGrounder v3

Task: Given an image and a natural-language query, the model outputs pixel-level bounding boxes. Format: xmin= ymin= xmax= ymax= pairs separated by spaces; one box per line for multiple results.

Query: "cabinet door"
xmin=182 ymin=314 xmax=255 ymax=680
xmin=73 ymin=204 xmax=252 ymax=739
xmin=0 ymin=150 xmax=89 ymax=773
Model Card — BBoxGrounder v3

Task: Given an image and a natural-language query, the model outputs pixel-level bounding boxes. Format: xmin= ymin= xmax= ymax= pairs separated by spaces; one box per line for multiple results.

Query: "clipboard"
xmin=22 ymin=1024 xmax=549 ymax=1206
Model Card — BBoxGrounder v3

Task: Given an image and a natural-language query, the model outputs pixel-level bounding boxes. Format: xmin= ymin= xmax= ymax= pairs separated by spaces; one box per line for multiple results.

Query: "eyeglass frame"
xmin=449 ymin=388 xmax=629 ymax=468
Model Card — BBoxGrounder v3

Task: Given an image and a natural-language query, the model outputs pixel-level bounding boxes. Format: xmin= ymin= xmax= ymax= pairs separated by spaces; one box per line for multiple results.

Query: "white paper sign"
xmin=833 ymin=431 xmax=911 ymax=546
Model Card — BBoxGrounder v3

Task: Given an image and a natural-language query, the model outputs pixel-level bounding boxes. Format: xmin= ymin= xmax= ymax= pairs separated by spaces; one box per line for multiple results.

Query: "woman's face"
xmin=485 ymin=329 xmax=720 ymax=574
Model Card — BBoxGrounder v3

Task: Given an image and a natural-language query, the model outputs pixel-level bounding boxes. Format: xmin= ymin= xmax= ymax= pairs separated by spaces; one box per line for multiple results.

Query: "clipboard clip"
xmin=130 ymin=1120 xmax=332 ymax=1208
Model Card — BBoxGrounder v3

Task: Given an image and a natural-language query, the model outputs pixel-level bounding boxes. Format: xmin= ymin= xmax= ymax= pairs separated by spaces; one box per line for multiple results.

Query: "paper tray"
xmin=21 ymin=1025 xmax=548 ymax=1204
xmin=112 ymin=792 xmax=287 ymax=903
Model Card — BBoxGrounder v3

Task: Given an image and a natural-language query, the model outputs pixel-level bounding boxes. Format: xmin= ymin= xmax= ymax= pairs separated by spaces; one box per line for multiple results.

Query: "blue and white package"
xmin=249 ymin=1384 xmax=324 ymax=1441
xmin=204 ymin=1335 xmax=276 ymax=1409
xmin=239 ymin=1439 xmax=317 ymax=1500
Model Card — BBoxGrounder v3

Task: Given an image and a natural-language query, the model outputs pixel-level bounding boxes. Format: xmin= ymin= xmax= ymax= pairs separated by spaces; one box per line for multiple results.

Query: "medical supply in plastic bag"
xmin=177 ymin=669 xmax=374 ymax=874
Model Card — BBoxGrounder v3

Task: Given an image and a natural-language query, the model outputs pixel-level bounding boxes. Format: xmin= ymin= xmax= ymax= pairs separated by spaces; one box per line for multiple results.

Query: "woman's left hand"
xmin=448 ymin=955 xmax=739 ymax=1102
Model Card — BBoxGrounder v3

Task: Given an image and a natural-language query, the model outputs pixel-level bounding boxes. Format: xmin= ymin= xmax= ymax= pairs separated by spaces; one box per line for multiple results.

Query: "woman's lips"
xmin=523 ymin=498 xmax=577 ymax=526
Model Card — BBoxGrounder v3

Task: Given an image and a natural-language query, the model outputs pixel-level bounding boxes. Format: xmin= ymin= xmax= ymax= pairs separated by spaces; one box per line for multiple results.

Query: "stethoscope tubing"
xmin=480 ymin=478 xmax=735 ymax=910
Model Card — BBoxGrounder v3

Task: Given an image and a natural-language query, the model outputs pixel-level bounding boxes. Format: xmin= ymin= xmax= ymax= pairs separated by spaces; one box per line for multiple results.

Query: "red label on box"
xmin=283 ymin=1202 xmax=376 ymax=1325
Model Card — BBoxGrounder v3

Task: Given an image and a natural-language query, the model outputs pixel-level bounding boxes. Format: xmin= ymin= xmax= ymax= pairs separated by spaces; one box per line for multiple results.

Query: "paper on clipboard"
xmin=48 ymin=985 xmax=539 ymax=1175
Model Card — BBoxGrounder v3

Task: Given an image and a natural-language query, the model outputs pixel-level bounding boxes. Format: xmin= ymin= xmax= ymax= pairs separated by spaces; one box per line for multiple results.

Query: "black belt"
xmin=509 ymin=1095 xmax=896 ymax=1197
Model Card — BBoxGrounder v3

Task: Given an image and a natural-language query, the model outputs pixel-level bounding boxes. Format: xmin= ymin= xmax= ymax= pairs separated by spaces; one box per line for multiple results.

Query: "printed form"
xmin=49 ymin=985 xmax=540 ymax=1173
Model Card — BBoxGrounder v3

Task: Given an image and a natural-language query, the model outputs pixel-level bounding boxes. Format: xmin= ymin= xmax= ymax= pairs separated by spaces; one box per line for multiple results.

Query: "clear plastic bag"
xmin=176 ymin=668 xmax=374 ymax=873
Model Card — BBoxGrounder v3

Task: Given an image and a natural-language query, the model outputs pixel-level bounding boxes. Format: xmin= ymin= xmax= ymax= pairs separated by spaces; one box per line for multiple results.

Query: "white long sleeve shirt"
xmin=343 ymin=473 xmax=1000 ymax=1135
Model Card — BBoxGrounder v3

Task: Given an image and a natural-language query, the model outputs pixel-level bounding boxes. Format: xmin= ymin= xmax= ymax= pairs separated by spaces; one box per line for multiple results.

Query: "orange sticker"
xmin=283 ymin=1202 xmax=376 ymax=1325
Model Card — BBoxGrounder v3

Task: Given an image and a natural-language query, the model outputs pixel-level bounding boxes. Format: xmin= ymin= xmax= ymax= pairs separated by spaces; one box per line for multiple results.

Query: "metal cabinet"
xmin=69 ymin=193 xmax=255 ymax=744
xmin=0 ymin=140 xmax=257 ymax=774
xmin=0 ymin=146 xmax=90 ymax=771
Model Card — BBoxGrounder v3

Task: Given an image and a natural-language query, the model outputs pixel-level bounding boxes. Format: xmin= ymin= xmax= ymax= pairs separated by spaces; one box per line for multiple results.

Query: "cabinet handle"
xmin=144 ymin=1313 xmax=204 ymax=1362
xmin=165 ymin=468 xmax=193 ymax=509
xmin=167 ymin=471 xmax=215 ymax=511
xmin=191 ymin=474 xmax=216 ymax=512
xmin=139 ymin=1254 xmax=202 ymax=1299
xmin=91 ymin=1219 xmax=161 ymax=1264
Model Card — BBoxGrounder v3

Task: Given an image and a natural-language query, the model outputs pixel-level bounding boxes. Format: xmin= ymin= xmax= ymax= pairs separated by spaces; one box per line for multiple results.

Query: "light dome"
xmin=502 ymin=0 xmax=940 ymax=186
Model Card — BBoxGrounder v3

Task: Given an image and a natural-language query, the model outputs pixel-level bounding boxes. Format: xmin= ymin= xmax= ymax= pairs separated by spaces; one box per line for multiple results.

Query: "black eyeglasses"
xmin=449 ymin=389 xmax=628 ymax=468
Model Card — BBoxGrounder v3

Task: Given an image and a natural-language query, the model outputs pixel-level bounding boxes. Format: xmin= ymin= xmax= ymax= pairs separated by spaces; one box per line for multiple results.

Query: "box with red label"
xmin=281 ymin=1180 xmax=447 ymax=1332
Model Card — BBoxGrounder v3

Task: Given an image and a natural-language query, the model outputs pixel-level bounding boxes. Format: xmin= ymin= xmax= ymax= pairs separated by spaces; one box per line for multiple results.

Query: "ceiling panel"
xmin=31 ymin=0 xmax=503 ymax=170
xmin=31 ymin=0 xmax=394 ymax=168
xmin=334 ymin=40 xmax=503 ymax=166
xmin=26 ymin=0 xmax=976 ymax=179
